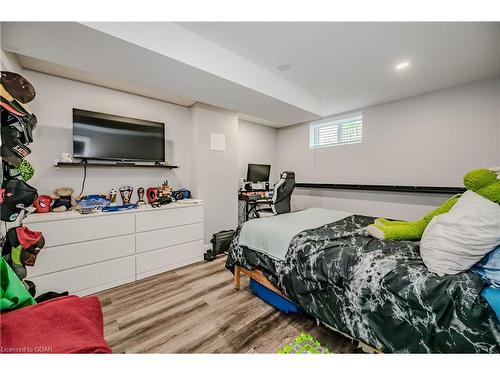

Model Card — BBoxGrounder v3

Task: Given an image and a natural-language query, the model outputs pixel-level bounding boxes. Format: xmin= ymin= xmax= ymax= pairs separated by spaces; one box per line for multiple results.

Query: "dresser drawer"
xmin=136 ymin=240 xmax=203 ymax=279
xmin=135 ymin=223 xmax=203 ymax=254
xmin=28 ymin=214 xmax=135 ymax=247
xmin=30 ymin=234 xmax=135 ymax=277
xmin=31 ymin=256 xmax=135 ymax=297
xmin=135 ymin=206 xmax=203 ymax=232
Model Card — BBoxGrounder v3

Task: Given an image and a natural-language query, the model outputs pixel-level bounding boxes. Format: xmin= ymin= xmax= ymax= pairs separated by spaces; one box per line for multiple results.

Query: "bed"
xmin=226 ymin=208 xmax=500 ymax=353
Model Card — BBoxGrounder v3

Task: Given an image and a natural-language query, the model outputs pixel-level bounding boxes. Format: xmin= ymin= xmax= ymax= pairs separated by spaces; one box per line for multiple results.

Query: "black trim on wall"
xmin=295 ymin=183 xmax=465 ymax=195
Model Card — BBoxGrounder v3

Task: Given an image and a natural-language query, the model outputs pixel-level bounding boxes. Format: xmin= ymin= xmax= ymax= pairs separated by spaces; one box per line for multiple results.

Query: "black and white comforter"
xmin=226 ymin=215 xmax=500 ymax=353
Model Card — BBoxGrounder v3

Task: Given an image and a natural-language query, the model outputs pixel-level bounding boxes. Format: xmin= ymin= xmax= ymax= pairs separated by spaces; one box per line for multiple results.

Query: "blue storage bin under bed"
xmin=250 ymin=279 xmax=303 ymax=314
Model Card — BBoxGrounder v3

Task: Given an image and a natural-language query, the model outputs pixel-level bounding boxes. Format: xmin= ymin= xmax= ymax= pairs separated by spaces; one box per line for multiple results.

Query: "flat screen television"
xmin=72 ymin=109 xmax=165 ymax=162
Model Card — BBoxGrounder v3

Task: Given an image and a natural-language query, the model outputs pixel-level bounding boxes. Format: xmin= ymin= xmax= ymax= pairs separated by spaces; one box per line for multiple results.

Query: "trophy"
xmin=119 ymin=186 xmax=134 ymax=205
xmin=137 ymin=187 xmax=146 ymax=205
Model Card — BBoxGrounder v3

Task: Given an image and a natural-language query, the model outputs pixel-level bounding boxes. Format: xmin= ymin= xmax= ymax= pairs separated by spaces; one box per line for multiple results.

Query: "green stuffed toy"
xmin=366 ymin=168 xmax=500 ymax=241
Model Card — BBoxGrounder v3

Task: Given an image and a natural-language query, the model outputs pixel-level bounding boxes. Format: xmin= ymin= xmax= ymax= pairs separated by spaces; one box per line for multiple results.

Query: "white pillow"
xmin=420 ymin=190 xmax=500 ymax=276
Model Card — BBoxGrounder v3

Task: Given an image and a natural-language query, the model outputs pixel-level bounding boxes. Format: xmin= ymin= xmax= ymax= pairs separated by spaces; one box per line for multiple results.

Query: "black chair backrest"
xmin=271 ymin=171 xmax=295 ymax=214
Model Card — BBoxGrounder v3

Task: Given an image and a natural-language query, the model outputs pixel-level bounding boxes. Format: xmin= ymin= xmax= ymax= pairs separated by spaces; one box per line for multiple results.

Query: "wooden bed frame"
xmin=233 ymin=265 xmax=288 ymax=298
xmin=233 ymin=264 xmax=382 ymax=353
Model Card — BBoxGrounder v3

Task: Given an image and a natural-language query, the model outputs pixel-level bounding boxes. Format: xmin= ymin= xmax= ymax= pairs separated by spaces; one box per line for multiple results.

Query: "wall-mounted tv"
xmin=72 ymin=109 xmax=166 ymax=162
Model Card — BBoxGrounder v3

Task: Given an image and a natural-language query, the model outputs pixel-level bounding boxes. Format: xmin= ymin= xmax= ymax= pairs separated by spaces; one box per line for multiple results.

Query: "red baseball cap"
xmin=15 ymin=226 xmax=45 ymax=249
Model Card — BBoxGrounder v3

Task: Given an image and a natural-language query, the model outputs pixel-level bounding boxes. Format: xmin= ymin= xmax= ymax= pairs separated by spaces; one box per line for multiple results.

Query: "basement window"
xmin=309 ymin=113 xmax=363 ymax=149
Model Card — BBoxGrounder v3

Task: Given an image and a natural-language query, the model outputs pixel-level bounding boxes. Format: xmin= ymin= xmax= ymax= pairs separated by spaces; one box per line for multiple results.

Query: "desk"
xmin=238 ymin=190 xmax=273 ymax=223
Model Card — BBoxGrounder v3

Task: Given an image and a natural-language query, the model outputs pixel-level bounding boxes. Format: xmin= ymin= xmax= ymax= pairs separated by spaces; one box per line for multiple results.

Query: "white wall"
xmin=190 ymin=103 xmax=239 ymax=243
xmin=8 ymin=49 xmax=499 ymax=234
xmin=3 ymin=66 xmax=276 ymax=245
xmin=21 ymin=70 xmax=193 ymax=197
xmin=1 ymin=49 xmax=23 ymax=72
xmin=277 ymin=78 xmax=500 ymax=220
xmin=238 ymin=120 xmax=279 ymax=184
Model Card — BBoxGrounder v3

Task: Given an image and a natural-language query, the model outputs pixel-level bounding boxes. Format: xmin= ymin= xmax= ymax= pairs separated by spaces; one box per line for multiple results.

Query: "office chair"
xmin=255 ymin=171 xmax=295 ymax=217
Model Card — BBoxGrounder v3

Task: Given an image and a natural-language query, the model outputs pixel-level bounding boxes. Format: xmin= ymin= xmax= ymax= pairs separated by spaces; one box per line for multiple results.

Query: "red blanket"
xmin=1 ymin=295 xmax=111 ymax=354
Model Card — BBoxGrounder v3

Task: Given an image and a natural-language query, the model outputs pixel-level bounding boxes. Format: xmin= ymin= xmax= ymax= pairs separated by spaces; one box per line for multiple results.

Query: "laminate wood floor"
xmin=96 ymin=256 xmax=358 ymax=353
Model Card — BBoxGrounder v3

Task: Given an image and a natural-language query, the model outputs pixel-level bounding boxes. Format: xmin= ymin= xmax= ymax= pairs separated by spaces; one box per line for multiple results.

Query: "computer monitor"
xmin=247 ymin=163 xmax=271 ymax=182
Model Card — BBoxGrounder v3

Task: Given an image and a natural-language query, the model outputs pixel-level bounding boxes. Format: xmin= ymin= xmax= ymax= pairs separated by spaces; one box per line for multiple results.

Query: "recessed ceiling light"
xmin=395 ymin=61 xmax=410 ymax=71
xmin=277 ymin=64 xmax=291 ymax=72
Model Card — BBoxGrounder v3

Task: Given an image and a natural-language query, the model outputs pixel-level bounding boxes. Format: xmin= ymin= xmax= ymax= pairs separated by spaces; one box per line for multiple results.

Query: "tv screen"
xmin=72 ymin=109 xmax=165 ymax=162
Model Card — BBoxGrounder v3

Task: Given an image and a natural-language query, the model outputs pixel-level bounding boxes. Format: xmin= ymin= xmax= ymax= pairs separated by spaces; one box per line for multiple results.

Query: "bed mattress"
xmin=226 ymin=214 xmax=500 ymax=353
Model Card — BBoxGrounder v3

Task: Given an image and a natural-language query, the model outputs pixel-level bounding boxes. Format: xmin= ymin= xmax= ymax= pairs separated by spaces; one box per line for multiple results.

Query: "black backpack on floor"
xmin=204 ymin=230 xmax=236 ymax=261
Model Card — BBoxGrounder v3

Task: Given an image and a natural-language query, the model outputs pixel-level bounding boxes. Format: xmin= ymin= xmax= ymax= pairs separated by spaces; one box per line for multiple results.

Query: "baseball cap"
xmin=2 ymin=227 xmax=45 ymax=267
xmin=0 ymin=100 xmax=26 ymax=117
xmin=1 ymin=71 xmax=36 ymax=104
xmin=1 ymin=122 xmax=32 ymax=167
xmin=4 ymin=160 xmax=35 ymax=182
xmin=0 ymin=179 xmax=38 ymax=222
xmin=1 ymin=85 xmax=32 ymax=114
xmin=1 ymin=92 xmax=38 ymax=145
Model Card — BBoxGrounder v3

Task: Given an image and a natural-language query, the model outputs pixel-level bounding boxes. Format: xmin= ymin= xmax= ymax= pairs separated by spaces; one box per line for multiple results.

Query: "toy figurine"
xmin=147 ymin=187 xmax=160 ymax=205
xmin=157 ymin=180 xmax=173 ymax=206
xmin=119 ymin=186 xmax=134 ymax=205
xmin=33 ymin=195 xmax=52 ymax=213
xmin=137 ymin=187 xmax=146 ymax=205
xmin=50 ymin=187 xmax=77 ymax=212
xmin=108 ymin=188 xmax=118 ymax=206
xmin=159 ymin=180 xmax=173 ymax=198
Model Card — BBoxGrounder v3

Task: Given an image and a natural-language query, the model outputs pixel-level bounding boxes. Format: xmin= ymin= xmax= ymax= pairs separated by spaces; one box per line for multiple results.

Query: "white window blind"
xmin=309 ymin=113 xmax=362 ymax=149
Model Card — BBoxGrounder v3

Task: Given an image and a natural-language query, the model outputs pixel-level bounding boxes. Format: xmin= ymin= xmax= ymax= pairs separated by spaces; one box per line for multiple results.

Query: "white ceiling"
xmin=16 ymin=54 xmax=197 ymax=107
xmin=180 ymin=22 xmax=500 ymax=115
xmin=2 ymin=22 xmax=499 ymax=127
xmin=2 ymin=22 xmax=320 ymax=126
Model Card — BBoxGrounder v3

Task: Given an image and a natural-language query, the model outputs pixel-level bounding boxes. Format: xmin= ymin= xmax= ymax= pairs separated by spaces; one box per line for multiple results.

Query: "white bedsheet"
xmin=238 ymin=208 xmax=352 ymax=261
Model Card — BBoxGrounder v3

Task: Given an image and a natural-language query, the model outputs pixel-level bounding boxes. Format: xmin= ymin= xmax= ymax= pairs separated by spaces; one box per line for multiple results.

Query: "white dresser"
xmin=23 ymin=202 xmax=204 ymax=297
